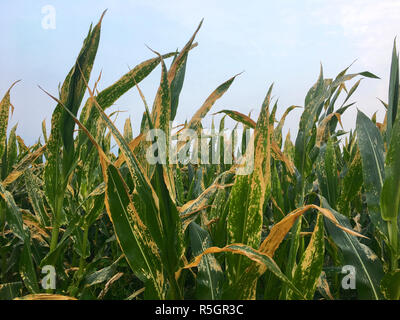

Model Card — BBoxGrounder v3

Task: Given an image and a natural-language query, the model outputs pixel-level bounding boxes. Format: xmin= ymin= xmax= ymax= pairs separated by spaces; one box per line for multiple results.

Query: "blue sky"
xmin=1 ymin=0 xmax=399 ymax=145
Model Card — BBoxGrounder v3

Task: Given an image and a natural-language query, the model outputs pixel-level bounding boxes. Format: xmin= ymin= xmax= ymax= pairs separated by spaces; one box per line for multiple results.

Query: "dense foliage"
xmin=0 ymin=13 xmax=399 ymax=300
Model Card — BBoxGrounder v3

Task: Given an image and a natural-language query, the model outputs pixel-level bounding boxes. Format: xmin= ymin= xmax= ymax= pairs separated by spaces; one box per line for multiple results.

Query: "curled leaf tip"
xmin=8 ymin=80 xmax=21 ymax=93
xmin=99 ymin=9 xmax=108 ymax=24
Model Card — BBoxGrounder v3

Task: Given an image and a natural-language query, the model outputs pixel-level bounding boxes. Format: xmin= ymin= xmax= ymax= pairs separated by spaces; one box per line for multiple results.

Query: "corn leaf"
xmin=226 ymin=84 xmax=272 ymax=288
xmin=288 ymin=213 xmax=325 ymax=300
xmin=386 ymin=40 xmax=399 ymax=141
xmin=316 ymin=138 xmax=338 ymax=208
xmin=321 ymin=197 xmax=384 ymax=300
xmin=189 ymin=222 xmax=223 ymax=300
xmin=356 ymin=110 xmax=387 ymax=237
xmin=0 ymin=81 xmax=19 ymax=161
xmin=186 ymin=75 xmax=239 ymax=132
xmin=19 ymin=241 xmax=39 ymax=294
xmin=0 ymin=181 xmax=25 ymax=240
xmin=184 ymin=243 xmax=303 ymax=299
xmin=44 ymin=13 xmax=104 ymax=226
xmin=380 ymin=270 xmax=400 ymax=300
xmin=105 ymin=164 xmax=165 ymax=299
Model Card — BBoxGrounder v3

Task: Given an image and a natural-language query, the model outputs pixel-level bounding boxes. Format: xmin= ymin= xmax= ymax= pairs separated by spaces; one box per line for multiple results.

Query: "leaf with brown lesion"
xmin=15 ymin=294 xmax=77 ymax=300
xmin=2 ymin=145 xmax=46 ymax=187
xmin=0 ymin=80 xmax=20 ymax=160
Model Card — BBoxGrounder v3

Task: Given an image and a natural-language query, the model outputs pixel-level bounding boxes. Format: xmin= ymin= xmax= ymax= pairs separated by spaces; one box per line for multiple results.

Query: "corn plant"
xmin=0 ymin=12 xmax=399 ymax=300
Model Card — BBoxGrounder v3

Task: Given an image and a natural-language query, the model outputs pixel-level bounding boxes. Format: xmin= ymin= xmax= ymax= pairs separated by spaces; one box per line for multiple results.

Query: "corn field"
xmin=1 ymin=12 xmax=400 ymax=300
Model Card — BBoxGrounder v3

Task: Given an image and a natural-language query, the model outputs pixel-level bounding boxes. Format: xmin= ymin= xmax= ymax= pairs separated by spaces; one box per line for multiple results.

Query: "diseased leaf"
xmin=0 ymin=181 xmax=25 ymax=240
xmin=226 ymin=84 xmax=272 ymax=288
xmin=0 ymin=81 xmax=19 ymax=160
xmin=289 ymin=213 xmax=325 ymax=300
xmin=321 ymin=197 xmax=384 ymax=300
xmin=15 ymin=294 xmax=77 ymax=300
xmin=19 ymin=241 xmax=39 ymax=294
xmin=184 ymin=243 xmax=304 ymax=299
xmin=214 ymin=110 xmax=256 ymax=128
xmin=186 ymin=75 xmax=239 ymax=132
xmin=23 ymin=168 xmax=50 ymax=227
xmin=105 ymin=165 xmax=165 ymax=299
xmin=189 ymin=222 xmax=223 ymax=300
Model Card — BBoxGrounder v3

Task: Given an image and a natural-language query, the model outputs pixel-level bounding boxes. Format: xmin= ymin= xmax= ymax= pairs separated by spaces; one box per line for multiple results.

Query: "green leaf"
xmin=209 ymin=175 xmax=230 ymax=248
xmin=359 ymin=71 xmax=380 ymax=79
xmin=167 ymin=20 xmax=201 ymax=122
xmin=380 ymin=111 xmax=400 ymax=261
xmin=386 ymin=40 xmax=399 ymax=141
xmin=19 ymin=241 xmax=39 ymax=294
xmin=380 ymin=270 xmax=400 ymax=300
xmin=170 ymin=51 xmax=188 ymax=121
xmin=149 ymin=52 xmax=177 ymax=203
xmin=59 ymin=13 xmax=104 ymax=159
xmin=189 ymin=222 xmax=223 ymax=300
xmin=180 ymin=173 xmax=225 ymax=231
xmin=81 ymin=52 xmax=177 ymax=119
xmin=274 ymin=105 xmax=300 ymax=148
xmin=295 ymin=66 xmax=329 ymax=182
xmin=316 ymin=138 xmax=338 ymax=208
xmin=0 ymin=282 xmax=23 ymax=300
xmin=105 ymin=165 xmax=165 ymax=299
xmin=6 ymin=125 xmax=17 ymax=175
xmin=2 ymin=144 xmax=46 ymax=187
xmin=24 ymin=168 xmax=50 ymax=227
xmin=44 ymin=12 xmax=104 ymax=224
xmin=85 ymin=67 xmax=185 ymax=298
xmin=39 ymin=214 xmax=81 ymax=268
xmin=77 ymin=51 xmax=178 ymax=154
xmin=84 ymin=256 xmax=122 ymax=287
xmin=280 ymin=218 xmax=302 ymax=299
xmin=356 ymin=110 xmax=387 ymax=237
xmin=186 ymin=243 xmax=303 ymax=299
xmin=381 ymin=105 xmax=400 ymax=222
xmin=337 ymin=150 xmax=363 ymax=217
xmin=0 ymin=181 xmax=25 ymax=241
xmin=321 ymin=197 xmax=384 ymax=300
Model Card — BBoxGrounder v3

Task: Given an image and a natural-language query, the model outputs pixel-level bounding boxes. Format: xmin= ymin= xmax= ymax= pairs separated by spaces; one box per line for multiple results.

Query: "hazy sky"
xmin=1 ymin=0 xmax=399 ymax=145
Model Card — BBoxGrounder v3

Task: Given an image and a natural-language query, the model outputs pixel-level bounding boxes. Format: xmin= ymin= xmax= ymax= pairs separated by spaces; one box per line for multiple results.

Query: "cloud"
xmin=304 ymin=0 xmax=400 ymax=125
xmin=308 ymin=0 xmax=400 ymax=69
